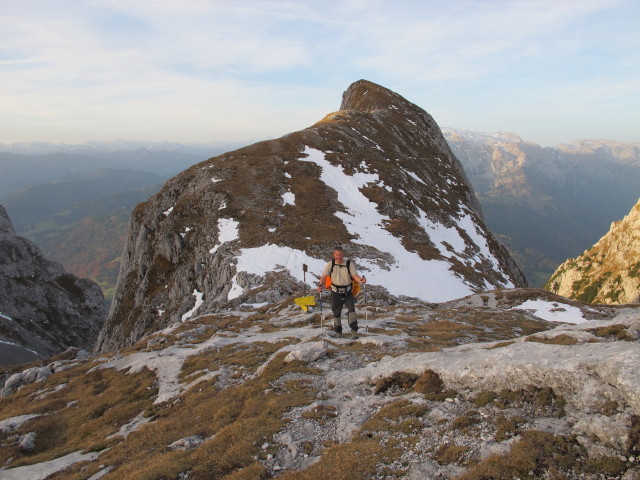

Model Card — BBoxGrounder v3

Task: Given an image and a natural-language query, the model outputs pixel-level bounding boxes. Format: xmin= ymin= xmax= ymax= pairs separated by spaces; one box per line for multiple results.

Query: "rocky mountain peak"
xmin=96 ymin=80 xmax=526 ymax=352
xmin=0 ymin=205 xmax=15 ymax=235
xmin=340 ymin=79 xmax=412 ymax=113
xmin=549 ymin=198 xmax=640 ymax=304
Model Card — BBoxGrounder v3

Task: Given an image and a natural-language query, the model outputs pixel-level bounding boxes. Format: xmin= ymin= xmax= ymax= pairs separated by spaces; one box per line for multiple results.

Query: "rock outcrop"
xmin=2 ymin=289 xmax=639 ymax=479
xmin=0 ymin=205 xmax=106 ymax=365
xmin=97 ymin=80 xmax=526 ymax=352
xmin=548 ymin=198 xmax=640 ymax=304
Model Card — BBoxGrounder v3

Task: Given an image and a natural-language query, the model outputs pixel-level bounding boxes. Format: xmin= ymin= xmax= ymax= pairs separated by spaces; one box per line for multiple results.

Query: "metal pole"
xmin=303 ymin=263 xmax=308 ymax=297
xmin=319 ymin=289 xmax=324 ymax=338
xmin=364 ymin=282 xmax=368 ymax=334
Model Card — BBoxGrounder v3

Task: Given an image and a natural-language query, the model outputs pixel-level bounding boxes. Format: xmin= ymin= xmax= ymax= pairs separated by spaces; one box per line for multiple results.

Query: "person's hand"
xmin=317 ymin=285 xmax=322 ymax=292
xmin=361 ymin=276 xmax=367 ymax=284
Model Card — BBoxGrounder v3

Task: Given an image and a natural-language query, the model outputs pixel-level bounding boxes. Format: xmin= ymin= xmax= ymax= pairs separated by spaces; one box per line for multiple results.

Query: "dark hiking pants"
xmin=331 ymin=290 xmax=357 ymax=333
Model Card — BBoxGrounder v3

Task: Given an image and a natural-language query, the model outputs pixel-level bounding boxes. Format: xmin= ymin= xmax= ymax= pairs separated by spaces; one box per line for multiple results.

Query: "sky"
xmin=1 ymin=0 xmax=638 ymax=147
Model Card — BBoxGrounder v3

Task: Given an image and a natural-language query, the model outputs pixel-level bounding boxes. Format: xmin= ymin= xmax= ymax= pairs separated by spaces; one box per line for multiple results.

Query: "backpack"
xmin=324 ymin=259 xmax=361 ymax=296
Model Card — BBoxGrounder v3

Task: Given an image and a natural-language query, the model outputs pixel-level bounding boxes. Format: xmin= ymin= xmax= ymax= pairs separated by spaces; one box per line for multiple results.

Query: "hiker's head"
xmin=332 ymin=246 xmax=345 ymax=262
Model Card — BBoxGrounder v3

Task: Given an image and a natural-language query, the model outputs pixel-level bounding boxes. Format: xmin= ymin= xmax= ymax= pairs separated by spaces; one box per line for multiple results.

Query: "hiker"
xmin=317 ymin=246 xmax=366 ymax=338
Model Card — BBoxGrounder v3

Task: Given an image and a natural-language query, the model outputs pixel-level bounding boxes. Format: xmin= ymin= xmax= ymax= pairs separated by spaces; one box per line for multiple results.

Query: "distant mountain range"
xmin=444 ymin=129 xmax=640 ymax=286
xmin=0 ymin=140 xmax=246 ymax=196
xmin=0 ymin=142 xmax=247 ymax=300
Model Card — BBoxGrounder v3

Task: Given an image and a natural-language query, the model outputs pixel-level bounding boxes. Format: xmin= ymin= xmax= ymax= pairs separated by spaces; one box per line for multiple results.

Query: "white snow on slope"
xmin=181 ymin=290 xmax=204 ymax=322
xmin=403 ymin=168 xmax=425 ymax=185
xmin=282 ymin=191 xmax=295 ymax=206
xmin=224 ymin=146 xmax=511 ymax=303
xmin=0 ymin=339 xmax=40 ymax=356
xmin=511 ymin=299 xmax=589 ymax=324
xmin=299 ymin=146 xmax=479 ymax=302
xmin=209 ymin=218 xmax=239 ymax=254
xmin=0 ymin=312 xmax=13 ymax=321
xmin=228 ymin=245 xmax=326 ymax=300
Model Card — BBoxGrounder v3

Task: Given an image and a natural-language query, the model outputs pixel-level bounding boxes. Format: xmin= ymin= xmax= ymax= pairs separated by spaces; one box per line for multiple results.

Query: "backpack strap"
xmin=330 ymin=259 xmax=353 ymax=289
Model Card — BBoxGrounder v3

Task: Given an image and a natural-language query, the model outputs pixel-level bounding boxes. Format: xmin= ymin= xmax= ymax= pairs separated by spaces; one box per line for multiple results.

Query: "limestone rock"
xmin=0 ymin=205 xmax=106 ymax=365
xmin=549 ymin=198 xmax=640 ymax=304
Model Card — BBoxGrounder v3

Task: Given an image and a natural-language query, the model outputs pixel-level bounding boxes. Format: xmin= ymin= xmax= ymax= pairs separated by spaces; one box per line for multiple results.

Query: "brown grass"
xmin=588 ymin=324 xmax=635 ymax=341
xmin=395 ymin=307 xmax=556 ymax=353
xmin=0 ymin=365 xmax=157 ymax=469
xmin=6 ymin=353 xmax=322 ymax=480
xmin=414 ymin=369 xmax=457 ymax=401
xmin=525 ymin=334 xmax=578 ymax=345
xmin=492 ymin=386 xmax=567 ymax=417
xmin=360 ymin=399 xmax=428 ymax=435
xmin=435 ymin=444 xmax=469 ymax=465
xmin=373 ymin=372 xmax=419 ymax=394
xmin=278 ymin=437 xmax=402 ymax=480
xmin=179 ymin=341 xmax=287 ymax=381
xmin=455 ymin=430 xmax=582 ymax=480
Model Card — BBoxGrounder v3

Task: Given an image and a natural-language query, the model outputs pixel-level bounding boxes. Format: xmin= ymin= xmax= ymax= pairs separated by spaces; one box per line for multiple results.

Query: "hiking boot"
xmin=329 ymin=330 xmax=343 ymax=338
xmin=350 ymin=331 xmax=359 ymax=340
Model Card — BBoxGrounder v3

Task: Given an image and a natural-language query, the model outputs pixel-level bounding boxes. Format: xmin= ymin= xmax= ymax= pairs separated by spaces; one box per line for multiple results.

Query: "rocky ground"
xmin=0 ymin=288 xmax=639 ymax=479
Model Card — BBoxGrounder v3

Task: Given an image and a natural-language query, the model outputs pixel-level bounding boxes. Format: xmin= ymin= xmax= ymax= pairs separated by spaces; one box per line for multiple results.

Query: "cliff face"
xmin=97 ymin=80 xmax=525 ymax=352
xmin=549 ymin=198 xmax=640 ymax=304
xmin=0 ymin=205 xmax=106 ymax=365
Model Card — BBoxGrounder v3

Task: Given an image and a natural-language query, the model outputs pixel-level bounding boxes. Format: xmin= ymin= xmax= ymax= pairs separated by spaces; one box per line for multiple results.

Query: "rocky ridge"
xmin=0 ymin=205 xmax=106 ymax=365
xmin=98 ymin=80 xmax=525 ymax=353
xmin=549 ymin=198 xmax=640 ymax=304
xmin=1 ymin=289 xmax=639 ymax=479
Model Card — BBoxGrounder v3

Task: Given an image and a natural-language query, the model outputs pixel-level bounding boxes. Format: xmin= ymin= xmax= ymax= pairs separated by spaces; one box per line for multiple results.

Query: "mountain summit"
xmin=97 ymin=80 xmax=525 ymax=352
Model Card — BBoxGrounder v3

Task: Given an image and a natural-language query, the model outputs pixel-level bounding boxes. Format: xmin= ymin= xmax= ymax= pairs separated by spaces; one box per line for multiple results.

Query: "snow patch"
xmin=404 ymin=168 xmax=425 ymax=185
xmin=162 ymin=206 xmax=173 ymax=216
xmin=0 ymin=339 xmax=40 ymax=356
xmin=512 ymin=299 xmax=589 ymax=324
xmin=181 ymin=290 xmax=204 ymax=322
xmin=282 ymin=191 xmax=296 ymax=206
xmin=228 ymin=244 xmax=326 ymax=301
xmin=210 ymin=218 xmax=239 ymax=253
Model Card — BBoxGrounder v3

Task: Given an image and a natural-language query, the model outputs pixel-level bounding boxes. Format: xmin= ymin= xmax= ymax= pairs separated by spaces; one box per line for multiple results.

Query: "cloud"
xmin=0 ymin=0 xmax=637 ymax=144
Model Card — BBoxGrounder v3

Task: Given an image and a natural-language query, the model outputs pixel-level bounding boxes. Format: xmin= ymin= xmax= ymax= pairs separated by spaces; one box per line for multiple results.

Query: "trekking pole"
xmin=364 ymin=282 xmax=368 ymax=334
xmin=303 ymin=264 xmax=308 ymax=297
xmin=319 ymin=289 xmax=324 ymax=339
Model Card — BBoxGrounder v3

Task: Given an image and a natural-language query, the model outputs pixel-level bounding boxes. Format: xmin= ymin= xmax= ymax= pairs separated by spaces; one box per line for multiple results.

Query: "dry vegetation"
xmin=2 ymin=294 xmax=638 ymax=479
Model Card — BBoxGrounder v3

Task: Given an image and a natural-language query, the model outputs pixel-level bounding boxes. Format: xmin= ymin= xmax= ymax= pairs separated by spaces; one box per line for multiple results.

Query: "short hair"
xmin=333 ymin=246 xmax=344 ymax=252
